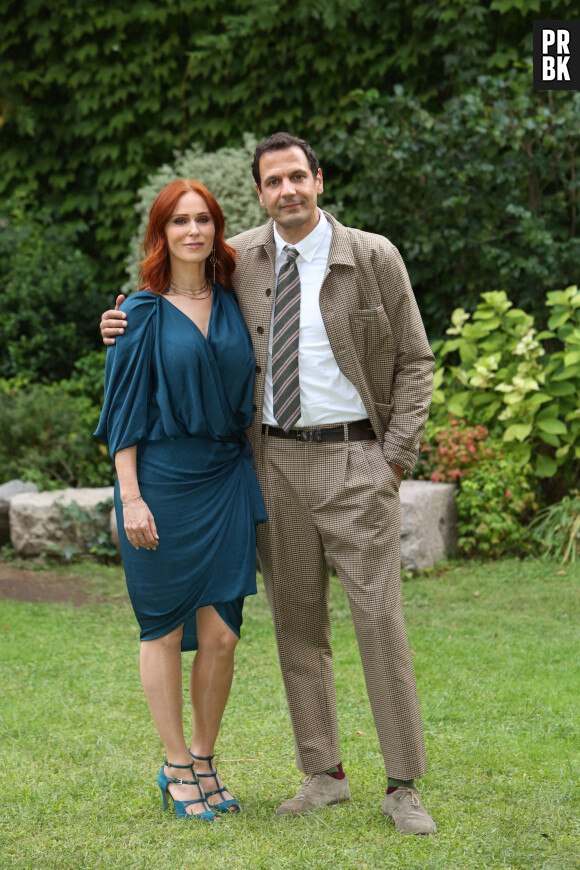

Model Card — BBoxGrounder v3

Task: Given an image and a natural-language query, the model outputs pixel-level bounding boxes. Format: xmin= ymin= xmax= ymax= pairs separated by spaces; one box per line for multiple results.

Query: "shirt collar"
xmin=273 ymin=209 xmax=329 ymax=263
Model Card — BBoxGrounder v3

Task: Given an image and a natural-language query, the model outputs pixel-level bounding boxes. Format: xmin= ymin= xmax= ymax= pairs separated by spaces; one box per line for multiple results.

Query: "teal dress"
xmin=95 ymin=287 xmax=267 ymax=651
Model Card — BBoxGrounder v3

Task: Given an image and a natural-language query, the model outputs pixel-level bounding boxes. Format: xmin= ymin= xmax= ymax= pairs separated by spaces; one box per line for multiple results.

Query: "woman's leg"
xmin=189 ymin=605 xmax=239 ymax=807
xmin=140 ymin=625 xmax=209 ymax=816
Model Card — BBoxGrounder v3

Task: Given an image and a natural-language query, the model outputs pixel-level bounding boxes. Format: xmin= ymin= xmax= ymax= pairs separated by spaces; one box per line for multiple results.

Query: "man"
xmin=101 ymin=132 xmax=436 ymax=835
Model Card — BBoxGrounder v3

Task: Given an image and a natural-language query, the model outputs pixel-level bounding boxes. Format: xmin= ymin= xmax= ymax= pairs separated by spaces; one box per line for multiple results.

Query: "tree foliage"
xmin=322 ymin=66 xmax=580 ymax=332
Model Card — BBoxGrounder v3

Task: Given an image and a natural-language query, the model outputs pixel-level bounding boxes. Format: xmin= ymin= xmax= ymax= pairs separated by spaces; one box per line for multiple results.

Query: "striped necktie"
xmin=272 ymin=245 xmax=301 ymax=431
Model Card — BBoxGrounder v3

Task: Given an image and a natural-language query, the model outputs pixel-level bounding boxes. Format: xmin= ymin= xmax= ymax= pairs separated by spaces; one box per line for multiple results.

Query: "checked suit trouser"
xmin=254 ymin=423 xmax=428 ymax=781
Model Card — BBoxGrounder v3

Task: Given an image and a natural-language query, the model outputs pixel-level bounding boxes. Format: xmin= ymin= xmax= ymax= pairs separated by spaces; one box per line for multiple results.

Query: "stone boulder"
xmin=9 ymin=487 xmax=114 ymax=558
xmin=400 ymin=480 xmax=457 ymax=572
xmin=0 ymin=480 xmax=39 ymax=544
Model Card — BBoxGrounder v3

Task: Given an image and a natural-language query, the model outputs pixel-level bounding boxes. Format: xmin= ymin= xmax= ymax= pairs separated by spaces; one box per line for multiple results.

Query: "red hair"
xmin=138 ymin=180 xmax=236 ymax=293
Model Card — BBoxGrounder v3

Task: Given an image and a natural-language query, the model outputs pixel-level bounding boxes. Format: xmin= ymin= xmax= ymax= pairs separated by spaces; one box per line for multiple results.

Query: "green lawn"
xmin=0 ymin=558 xmax=578 ymax=870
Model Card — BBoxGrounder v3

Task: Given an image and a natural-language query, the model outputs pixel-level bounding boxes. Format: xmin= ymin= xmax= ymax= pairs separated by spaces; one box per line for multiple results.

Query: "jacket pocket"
xmin=349 ymin=305 xmax=394 ymax=359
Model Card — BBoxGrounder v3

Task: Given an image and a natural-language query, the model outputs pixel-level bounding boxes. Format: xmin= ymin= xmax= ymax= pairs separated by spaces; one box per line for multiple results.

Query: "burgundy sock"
xmin=325 ymin=762 xmax=346 ymax=780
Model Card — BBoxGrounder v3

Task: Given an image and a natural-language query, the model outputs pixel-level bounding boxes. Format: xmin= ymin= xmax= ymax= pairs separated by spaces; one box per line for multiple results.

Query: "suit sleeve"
xmin=378 ymin=245 xmax=434 ymax=472
xmin=94 ymin=294 xmax=158 ymax=458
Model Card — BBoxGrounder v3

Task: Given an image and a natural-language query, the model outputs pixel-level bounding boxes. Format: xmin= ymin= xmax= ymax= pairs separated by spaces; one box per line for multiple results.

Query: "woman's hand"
xmin=101 ymin=294 xmax=127 ymax=346
xmin=123 ymin=497 xmax=159 ymax=550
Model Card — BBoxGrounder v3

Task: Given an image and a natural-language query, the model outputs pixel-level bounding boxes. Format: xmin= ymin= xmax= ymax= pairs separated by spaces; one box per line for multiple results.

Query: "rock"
xmin=9 ymin=487 xmax=114 ymax=558
xmin=400 ymin=480 xmax=457 ymax=572
xmin=7 ymin=479 xmax=457 ymax=570
xmin=0 ymin=480 xmax=39 ymax=544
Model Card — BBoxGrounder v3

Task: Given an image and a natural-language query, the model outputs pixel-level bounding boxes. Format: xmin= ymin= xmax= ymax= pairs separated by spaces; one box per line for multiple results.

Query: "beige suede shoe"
xmin=381 ymin=786 xmax=437 ymax=835
xmin=276 ymin=773 xmax=352 ymax=816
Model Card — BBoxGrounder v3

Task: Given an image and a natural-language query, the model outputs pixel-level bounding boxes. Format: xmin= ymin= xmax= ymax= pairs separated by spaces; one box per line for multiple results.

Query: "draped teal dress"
xmin=95 ymin=286 xmax=267 ymax=651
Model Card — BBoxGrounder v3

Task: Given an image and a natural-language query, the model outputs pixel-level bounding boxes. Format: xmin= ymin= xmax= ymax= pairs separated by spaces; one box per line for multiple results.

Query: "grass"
xmin=0 ymin=557 xmax=578 ymax=870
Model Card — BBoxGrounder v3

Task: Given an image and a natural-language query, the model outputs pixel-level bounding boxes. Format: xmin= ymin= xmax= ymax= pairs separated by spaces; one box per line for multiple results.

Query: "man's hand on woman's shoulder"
xmin=100 ymin=294 xmax=127 ymax=345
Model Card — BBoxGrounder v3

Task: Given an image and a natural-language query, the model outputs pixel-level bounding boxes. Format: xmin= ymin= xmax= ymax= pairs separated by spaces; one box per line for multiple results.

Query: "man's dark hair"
xmin=251 ymin=132 xmax=320 ymax=190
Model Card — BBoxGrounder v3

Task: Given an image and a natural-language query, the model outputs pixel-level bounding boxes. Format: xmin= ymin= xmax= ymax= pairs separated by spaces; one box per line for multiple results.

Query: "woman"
xmin=95 ymin=180 xmax=267 ymax=822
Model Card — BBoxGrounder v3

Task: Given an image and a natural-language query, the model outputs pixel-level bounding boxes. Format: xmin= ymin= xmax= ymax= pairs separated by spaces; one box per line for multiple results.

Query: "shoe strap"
xmin=202 ymin=785 xmax=229 ymax=799
xmin=189 ymin=752 xmax=219 ymax=781
xmin=192 ymin=764 xmax=227 ymax=798
xmin=163 ymin=765 xmax=214 ymax=814
xmin=189 ymin=752 xmax=234 ymax=802
xmin=164 ymin=759 xmax=198 ymax=785
xmin=189 ymin=752 xmax=214 ymax=763
xmin=179 ymin=796 xmax=213 ymax=809
xmin=165 ymin=775 xmax=198 ymax=786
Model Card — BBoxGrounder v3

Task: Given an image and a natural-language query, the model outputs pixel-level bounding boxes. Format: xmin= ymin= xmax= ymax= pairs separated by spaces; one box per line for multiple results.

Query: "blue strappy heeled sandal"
xmin=157 ymin=760 xmax=219 ymax=822
xmin=189 ymin=751 xmax=241 ymax=814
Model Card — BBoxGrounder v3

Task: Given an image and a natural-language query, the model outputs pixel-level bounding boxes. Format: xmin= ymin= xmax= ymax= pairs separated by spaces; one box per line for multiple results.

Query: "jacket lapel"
xmin=318 ymin=212 xmax=363 ymax=387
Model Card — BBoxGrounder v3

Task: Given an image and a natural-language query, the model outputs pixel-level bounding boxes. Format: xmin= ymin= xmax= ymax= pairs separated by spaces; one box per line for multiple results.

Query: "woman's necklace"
xmin=168 ymin=279 xmax=212 ymax=300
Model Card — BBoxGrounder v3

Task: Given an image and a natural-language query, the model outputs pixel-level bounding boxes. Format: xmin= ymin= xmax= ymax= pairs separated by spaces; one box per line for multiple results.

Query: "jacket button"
xmin=253 ymin=404 xmax=257 ymax=412
xmin=256 ymin=365 xmax=262 ymax=373
xmin=257 ymin=326 xmax=264 ymax=334
xmin=265 ymin=288 xmax=272 ymax=296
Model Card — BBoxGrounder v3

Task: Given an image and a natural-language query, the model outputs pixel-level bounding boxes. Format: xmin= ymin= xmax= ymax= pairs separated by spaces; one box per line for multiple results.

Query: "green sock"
xmin=325 ymin=762 xmax=345 ymax=779
xmin=388 ymin=777 xmax=414 ymax=789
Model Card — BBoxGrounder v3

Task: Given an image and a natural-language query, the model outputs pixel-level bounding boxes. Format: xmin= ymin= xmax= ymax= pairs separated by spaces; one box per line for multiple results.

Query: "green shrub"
xmin=430 ymin=287 xmax=580 ymax=492
xmin=0 ymin=351 xmax=111 ymax=490
xmin=66 ymin=349 xmax=108 ymax=408
xmin=0 ymin=200 xmax=104 ymax=382
xmin=455 ymin=453 xmax=539 ymax=558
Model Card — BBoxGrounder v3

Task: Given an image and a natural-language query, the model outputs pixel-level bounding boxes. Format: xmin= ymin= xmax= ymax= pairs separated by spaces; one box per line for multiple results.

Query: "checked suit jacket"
xmin=228 ymin=211 xmax=435 ymax=469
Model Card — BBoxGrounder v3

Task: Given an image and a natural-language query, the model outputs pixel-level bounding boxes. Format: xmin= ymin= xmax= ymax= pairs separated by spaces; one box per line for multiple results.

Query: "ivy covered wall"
xmin=1 ymin=0 xmax=573 ymax=295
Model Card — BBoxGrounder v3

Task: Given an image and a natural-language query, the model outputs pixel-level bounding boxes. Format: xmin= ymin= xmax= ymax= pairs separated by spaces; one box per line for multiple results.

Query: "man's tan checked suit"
xmin=228 ymin=211 xmax=434 ymax=779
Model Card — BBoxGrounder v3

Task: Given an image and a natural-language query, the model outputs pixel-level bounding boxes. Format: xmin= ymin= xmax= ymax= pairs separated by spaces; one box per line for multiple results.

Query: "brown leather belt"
xmin=262 ymin=419 xmax=376 ymax=443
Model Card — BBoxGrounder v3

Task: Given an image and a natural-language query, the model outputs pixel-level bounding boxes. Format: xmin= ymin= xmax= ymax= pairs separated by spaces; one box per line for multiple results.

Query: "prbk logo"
xmin=533 ymin=21 xmax=580 ymax=89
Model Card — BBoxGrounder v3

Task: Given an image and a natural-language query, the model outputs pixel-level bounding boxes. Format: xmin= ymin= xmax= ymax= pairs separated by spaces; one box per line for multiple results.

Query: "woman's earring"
xmin=209 ymin=248 xmax=218 ymax=284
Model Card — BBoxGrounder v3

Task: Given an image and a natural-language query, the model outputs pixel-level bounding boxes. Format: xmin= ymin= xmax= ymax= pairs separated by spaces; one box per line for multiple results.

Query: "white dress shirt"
xmin=262 ymin=209 xmax=367 ymax=426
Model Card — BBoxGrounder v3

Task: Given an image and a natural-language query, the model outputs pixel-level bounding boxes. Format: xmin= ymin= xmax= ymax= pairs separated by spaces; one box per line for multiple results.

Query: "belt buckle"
xmin=296 ymin=428 xmax=323 ymax=443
